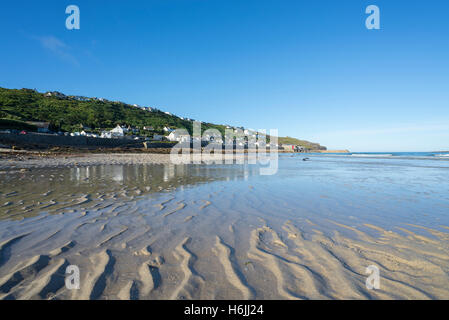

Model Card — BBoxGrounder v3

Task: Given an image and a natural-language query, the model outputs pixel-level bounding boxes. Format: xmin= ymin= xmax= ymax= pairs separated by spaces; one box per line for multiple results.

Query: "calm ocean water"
xmin=304 ymin=151 xmax=449 ymax=159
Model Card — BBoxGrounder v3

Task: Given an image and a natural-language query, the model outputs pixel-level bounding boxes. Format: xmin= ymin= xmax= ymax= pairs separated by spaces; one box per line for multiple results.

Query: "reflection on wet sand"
xmin=0 ymin=164 xmax=259 ymax=221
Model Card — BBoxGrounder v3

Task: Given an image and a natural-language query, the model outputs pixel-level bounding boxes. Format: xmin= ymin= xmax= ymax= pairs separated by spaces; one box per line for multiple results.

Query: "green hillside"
xmin=0 ymin=87 xmax=325 ymax=149
xmin=0 ymin=87 xmax=226 ymax=135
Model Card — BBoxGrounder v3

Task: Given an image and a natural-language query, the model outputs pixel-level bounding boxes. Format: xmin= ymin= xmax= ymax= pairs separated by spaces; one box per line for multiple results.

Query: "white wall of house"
xmin=110 ymin=125 xmax=125 ymax=138
xmin=168 ymin=132 xmax=191 ymax=142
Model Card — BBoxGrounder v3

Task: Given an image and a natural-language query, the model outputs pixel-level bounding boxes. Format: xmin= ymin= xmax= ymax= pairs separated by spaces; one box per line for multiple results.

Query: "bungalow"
xmin=143 ymin=126 xmax=154 ymax=131
xmin=163 ymin=127 xmax=174 ymax=133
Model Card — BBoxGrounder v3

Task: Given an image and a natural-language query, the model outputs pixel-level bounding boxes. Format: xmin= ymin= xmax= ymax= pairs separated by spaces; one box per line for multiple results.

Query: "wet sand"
xmin=0 ymin=152 xmax=254 ymax=170
xmin=0 ymin=157 xmax=449 ymax=300
xmin=0 ymin=152 xmax=174 ymax=170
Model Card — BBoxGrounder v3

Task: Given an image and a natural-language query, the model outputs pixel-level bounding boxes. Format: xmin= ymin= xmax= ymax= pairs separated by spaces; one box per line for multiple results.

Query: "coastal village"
xmin=0 ymin=89 xmax=318 ymax=152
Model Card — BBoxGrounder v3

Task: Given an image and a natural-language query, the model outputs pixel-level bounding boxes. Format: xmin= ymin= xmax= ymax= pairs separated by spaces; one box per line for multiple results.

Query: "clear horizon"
xmin=1 ymin=0 xmax=448 ymax=152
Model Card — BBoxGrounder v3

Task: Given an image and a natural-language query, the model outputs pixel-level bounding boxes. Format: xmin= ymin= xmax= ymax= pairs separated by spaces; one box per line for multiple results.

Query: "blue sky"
xmin=1 ymin=0 xmax=448 ymax=151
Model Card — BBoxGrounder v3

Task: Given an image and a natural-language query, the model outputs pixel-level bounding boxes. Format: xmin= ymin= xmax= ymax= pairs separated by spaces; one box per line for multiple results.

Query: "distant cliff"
xmin=277 ymin=136 xmax=327 ymax=151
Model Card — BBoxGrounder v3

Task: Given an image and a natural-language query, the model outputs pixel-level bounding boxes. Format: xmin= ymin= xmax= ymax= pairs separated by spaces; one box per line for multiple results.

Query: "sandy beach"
xmin=1 ymin=154 xmax=449 ymax=300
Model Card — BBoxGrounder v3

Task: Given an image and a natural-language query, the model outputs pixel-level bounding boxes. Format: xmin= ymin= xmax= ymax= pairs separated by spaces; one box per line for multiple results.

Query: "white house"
xmin=168 ymin=131 xmax=190 ymax=142
xmin=101 ymin=131 xmax=112 ymax=139
xmin=72 ymin=96 xmax=90 ymax=102
xmin=163 ymin=127 xmax=174 ymax=133
xmin=110 ymin=125 xmax=125 ymax=138
xmin=44 ymin=91 xmax=66 ymax=99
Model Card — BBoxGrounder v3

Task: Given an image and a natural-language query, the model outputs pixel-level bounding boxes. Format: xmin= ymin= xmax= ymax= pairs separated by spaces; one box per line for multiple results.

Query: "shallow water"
xmin=1 ymin=155 xmax=449 ymax=300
